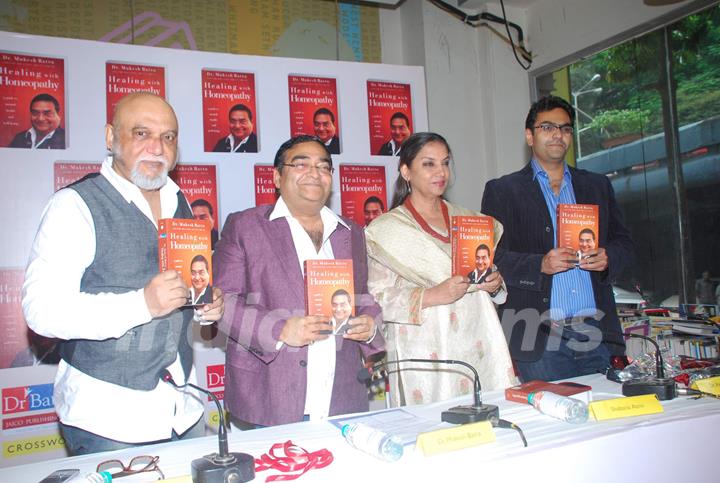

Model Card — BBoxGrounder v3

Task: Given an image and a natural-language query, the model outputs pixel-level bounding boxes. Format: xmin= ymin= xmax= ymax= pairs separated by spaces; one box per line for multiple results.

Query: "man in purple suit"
xmin=214 ymin=135 xmax=384 ymax=427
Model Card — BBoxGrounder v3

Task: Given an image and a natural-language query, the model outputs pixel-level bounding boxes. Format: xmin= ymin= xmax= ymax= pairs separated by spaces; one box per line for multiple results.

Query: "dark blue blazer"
xmin=212 ymin=132 xmax=258 ymax=153
xmin=481 ymin=163 xmax=634 ymax=361
xmin=9 ymin=127 xmax=65 ymax=149
xmin=325 ymin=136 xmax=340 ymax=155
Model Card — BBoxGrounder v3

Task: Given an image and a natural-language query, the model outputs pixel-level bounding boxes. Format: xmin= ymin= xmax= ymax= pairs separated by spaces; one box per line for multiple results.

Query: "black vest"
xmin=59 ymin=173 xmax=193 ymax=390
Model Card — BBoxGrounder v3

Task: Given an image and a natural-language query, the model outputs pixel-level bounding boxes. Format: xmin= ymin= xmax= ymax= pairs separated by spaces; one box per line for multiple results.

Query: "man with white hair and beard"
xmin=22 ymin=92 xmax=225 ymax=455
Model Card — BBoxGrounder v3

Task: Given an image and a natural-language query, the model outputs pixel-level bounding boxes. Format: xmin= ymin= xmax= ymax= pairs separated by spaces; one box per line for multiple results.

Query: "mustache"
xmin=135 ymin=157 xmax=170 ymax=167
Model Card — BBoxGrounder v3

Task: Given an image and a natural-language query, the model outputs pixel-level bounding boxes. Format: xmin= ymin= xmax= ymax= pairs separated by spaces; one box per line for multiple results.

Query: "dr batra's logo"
xmin=206 ymin=364 xmax=225 ymax=389
xmin=2 ymin=384 xmax=54 ymax=415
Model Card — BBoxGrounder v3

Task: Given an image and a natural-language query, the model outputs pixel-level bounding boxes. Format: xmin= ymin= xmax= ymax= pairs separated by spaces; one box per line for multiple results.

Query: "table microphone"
xmin=620 ymin=334 xmax=676 ymax=400
xmin=161 ymin=370 xmax=255 ymax=483
xmin=358 ymin=358 xmax=499 ymax=424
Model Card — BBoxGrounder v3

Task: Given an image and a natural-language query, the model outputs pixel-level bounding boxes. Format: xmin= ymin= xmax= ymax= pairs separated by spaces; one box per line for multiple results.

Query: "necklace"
xmin=403 ymin=197 xmax=450 ymax=243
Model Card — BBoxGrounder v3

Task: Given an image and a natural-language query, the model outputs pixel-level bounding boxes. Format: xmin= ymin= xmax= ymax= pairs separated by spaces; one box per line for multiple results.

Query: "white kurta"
xmin=365 ymin=201 xmax=517 ymax=406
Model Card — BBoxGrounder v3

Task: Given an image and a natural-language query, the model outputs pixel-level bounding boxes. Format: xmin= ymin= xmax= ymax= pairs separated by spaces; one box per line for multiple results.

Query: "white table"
xmin=2 ymin=374 xmax=718 ymax=483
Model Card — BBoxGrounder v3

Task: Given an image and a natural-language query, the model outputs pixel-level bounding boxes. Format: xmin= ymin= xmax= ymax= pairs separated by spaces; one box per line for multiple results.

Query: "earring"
xmin=405 ymin=178 xmax=411 ymax=192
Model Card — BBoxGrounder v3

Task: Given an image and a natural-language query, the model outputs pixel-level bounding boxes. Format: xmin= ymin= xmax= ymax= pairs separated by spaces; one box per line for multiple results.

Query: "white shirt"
xmin=387 ymin=139 xmax=401 ymax=156
xmin=22 ymin=157 xmax=203 ymax=443
xmin=28 ymin=127 xmax=58 ymax=149
xmin=269 ymin=196 xmax=349 ymax=421
xmin=227 ymin=134 xmax=250 ymax=152
xmin=190 ymin=286 xmax=209 ymax=305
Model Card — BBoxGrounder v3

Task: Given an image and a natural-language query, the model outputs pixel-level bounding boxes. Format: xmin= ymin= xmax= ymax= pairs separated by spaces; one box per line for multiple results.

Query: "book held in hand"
xmin=304 ymin=259 xmax=355 ymax=334
xmin=158 ymin=218 xmax=213 ymax=306
xmin=451 ymin=216 xmax=494 ymax=284
xmin=556 ymin=203 xmax=599 ymax=263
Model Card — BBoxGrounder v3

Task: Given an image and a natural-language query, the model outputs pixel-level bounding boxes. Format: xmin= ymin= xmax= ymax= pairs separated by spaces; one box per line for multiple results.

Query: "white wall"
xmin=379 ymin=0 xmax=704 ymax=210
xmin=380 ymin=0 xmax=531 ymax=210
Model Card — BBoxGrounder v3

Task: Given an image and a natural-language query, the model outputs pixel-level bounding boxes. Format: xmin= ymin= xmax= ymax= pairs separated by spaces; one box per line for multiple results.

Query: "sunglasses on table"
xmin=96 ymin=455 xmax=164 ymax=480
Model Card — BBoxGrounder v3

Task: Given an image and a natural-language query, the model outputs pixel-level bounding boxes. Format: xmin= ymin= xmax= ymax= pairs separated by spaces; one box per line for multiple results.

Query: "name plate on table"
xmin=589 ymin=394 xmax=664 ymax=421
xmin=691 ymin=376 xmax=720 ymax=396
xmin=416 ymin=421 xmax=495 ymax=456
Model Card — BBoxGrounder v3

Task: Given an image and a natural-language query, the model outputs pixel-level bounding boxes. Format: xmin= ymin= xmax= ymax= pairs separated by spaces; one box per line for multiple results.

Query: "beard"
xmin=112 ymin=139 xmax=173 ymax=190
xmin=131 ymin=163 xmax=168 ymax=190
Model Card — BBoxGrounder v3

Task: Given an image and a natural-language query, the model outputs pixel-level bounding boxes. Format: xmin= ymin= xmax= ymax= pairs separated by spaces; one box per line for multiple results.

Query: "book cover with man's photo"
xmin=53 ymin=162 xmax=101 ymax=191
xmin=0 ymin=52 xmax=65 ymax=148
xmin=556 ymin=204 xmax=599 ymax=261
xmin=304 ymin=259 xmax=355 ymax=334
xmin=106 ymin=62 xmax=165 ymax=123
xmin=451 ymin=216 xmax=494 ymax=283
xmin=339 ymin=164 xmax=387 ymax=227
xmin=288 ymin=75 xmax=341 ymax=154
xmin=169 ymin=164 xmax=219 ymax=249
xmin=253 ymin=164 xmax=278 ymax=206
xmin=158 ymin=219 xmax=213 ymax=306
xmin=0 ymin=268 xmax=60 ymax=368
xmin=201 ymin=69 xmax=258 ymax=153
xmin=366 ymin=80 xmax=412 ymax=156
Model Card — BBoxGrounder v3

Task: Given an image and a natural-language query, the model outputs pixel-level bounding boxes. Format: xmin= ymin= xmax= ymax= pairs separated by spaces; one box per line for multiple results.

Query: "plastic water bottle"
xmin=341 ymin=422 xmax=403 ymax=461
xmin=68 ymin=471 xmax=112 ymax=482
xmin=528 ymin=391 xmax=589 ymax=424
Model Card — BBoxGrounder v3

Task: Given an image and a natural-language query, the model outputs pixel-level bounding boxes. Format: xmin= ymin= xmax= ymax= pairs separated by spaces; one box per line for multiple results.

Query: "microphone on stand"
xmin=161 ymin=370 xmax=255 ymax=483
xmin=358 ymin=358 xmax=500 ymax=424
xmin=621 ymin=334 xmax=677 ymax=400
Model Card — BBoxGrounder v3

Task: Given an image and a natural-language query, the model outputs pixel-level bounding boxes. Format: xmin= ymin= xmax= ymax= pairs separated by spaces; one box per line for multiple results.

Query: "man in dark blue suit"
xmin=481 ymin=96 xmax=634 ymax=382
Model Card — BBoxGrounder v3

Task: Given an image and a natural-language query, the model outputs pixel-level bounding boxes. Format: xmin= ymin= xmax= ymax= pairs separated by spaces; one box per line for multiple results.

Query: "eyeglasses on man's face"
xmin=96 ymin=455 xmax=164 ymax=480
xmin=282 ymin=162 xmax=334 ymax=175
xmin=534 ymin=122 xmax=574 ymax=135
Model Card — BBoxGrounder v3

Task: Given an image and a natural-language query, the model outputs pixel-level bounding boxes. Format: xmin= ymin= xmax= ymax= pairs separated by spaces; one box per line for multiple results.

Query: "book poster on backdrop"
xmin=169 ymin=164 xmax=219 ymax=249
xmin=253 ymin=164 xmax=278 ymax=206
xmin=366 ymin=81 xmax=412 ymax=156
xmin=201 ymin=69 xmax=258 ymax=153
xmin=0 ymin=52 xmax=65 ymax=149
xmin=339 ymin=164 xmax=387 ymax=227
xmin=53 ymin=162 xmax=101 ymax=191
xmin=0 ymin=268 xmax=60 ymax=370
xmin=288 ymin=75 xmax=341 ymax=154
xmin=106 ymin=62 xmax=166 ymax=124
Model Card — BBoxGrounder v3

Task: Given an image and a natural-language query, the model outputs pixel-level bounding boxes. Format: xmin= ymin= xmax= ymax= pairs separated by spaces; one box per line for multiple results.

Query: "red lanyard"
xmin=255 ymin=440 xmax=333 ymax=481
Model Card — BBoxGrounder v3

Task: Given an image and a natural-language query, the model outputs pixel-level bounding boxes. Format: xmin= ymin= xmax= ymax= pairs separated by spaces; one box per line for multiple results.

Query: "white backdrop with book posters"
xmin=0 ymin=31 xmax=427 ymax=467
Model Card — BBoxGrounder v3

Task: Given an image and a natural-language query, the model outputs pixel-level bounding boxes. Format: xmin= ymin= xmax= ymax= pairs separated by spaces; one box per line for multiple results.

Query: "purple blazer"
xmin=213 ymin=204 xmax=384 ymax=426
